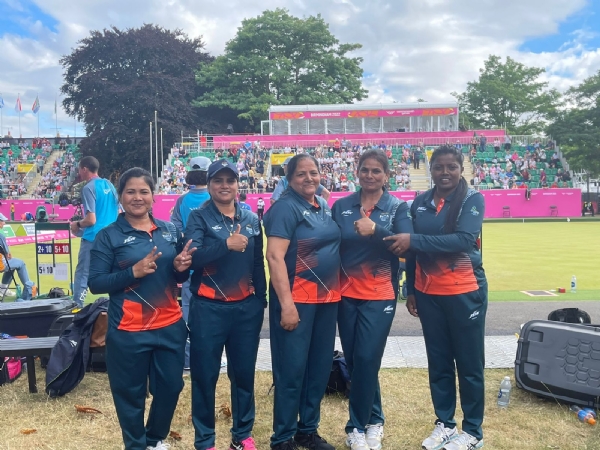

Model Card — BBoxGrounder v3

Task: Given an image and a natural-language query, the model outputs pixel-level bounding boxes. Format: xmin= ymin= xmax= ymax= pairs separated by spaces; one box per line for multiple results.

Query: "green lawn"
xmin=3 ymin=221 xmax=599 ymax=303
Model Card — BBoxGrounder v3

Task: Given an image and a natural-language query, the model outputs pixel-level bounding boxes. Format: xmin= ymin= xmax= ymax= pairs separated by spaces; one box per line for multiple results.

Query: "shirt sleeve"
xmin=263 ymin=200 xmax=298 ymax=240
xmin=0 ymin=234 xmax=9 ymax=255
xmin=405 ymin=200 xmax=418 ymax=296
xmin=170 ymin=197 xmax=184 ymax=233
xmin=252 ymin=218 xmax=267 ymax=303
xmin=88 ymin=229 xmax=137 ymax=294
xmin=271 ymin=181 xmax=284 ymax=201
xmin=81 ymin=182 xmax=96 ymax=214
xmin=410 ymin=192 xmax=484 ymax=254
xmin=316 ymin=184 xmax=324 ymax=195
xmin=185 ymin=209 xmax=230 ymax=268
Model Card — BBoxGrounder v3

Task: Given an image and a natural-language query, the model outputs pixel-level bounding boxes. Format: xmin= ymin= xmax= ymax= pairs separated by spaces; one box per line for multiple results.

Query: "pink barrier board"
xmin=0 ymin=188 xmax=580 ymax=230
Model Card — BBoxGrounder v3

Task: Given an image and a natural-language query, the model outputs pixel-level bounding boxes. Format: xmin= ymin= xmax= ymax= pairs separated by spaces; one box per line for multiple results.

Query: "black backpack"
xmin=548 ymin=308 xmax=591 ymax=324
xmin=325 ymin=350 xmax=351 ymax=397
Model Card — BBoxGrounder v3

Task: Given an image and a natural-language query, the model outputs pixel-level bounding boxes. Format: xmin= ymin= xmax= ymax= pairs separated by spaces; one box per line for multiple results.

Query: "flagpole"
xmin=154 ymin=110 xmax=158 ymax=181
xmin=18 ymin=93 xmax=21 ymax=138
xmin=160 ymin=128 xmax=163 ymax=174
xmin=149 ymin=122 xmax=153 ymax=176
xmin=55 ymin=96 xmax=58 ymax=138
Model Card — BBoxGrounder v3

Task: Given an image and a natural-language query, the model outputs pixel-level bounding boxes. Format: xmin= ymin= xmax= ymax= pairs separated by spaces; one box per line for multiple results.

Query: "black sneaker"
xmin=294 ymin=432 xmax=334 ymax=450
xmin=271 ymin=439 xmax=299 ymax=450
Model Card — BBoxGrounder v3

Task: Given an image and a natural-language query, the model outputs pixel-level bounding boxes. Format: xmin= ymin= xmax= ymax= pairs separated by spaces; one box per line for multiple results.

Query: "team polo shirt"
xmin=81 ymin=177 xmax=119 ymax=241
xmin=171 ymin=187 xmax=210 ymax=231
xmin=332 ymin=190 xmax=413 ymax=301
xmin=184 ymin=201 xmax=267 ymax=303
xmin=88 ymin=214 xmax=187 ymax=332
xmin=264 ymin=188 xmax=341 ymax=304
xmin=406 ymin=187 xmax=485 ymax=296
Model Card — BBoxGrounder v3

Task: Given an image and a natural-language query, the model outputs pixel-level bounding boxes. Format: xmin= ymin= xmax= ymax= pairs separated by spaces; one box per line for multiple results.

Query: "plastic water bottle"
xmin=570 ymin=405 xmax=596 ymax=425
xmin=571 ymin=276 xmax=577 ymax=293
xmin=497 ymin=376 xmax=512 ymax=408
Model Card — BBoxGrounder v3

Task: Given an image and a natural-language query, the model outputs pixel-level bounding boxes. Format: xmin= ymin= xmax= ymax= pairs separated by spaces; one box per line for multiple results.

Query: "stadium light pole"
xmin=160 ymin=128 xmax=163 ymax=174
xmin=149 ymin=122 xmax=153 ymax=178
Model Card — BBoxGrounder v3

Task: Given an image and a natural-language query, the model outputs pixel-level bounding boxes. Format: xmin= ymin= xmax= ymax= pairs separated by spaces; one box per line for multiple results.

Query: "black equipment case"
xmin=516 ymin=320 xmax=600 ymax=408
xmin=0 ymin=299 xmax=76 ymax=338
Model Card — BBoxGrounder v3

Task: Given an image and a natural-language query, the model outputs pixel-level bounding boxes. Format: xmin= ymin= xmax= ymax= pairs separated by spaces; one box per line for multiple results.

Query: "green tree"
xmin=194 ymin=8 xmax=368 ymax=127
xmin=547 ymin=72 xmax=600 ymax=178
xmin=60 ymin=25 xmax=214 ymax=176
xmin=452 ymin=55 xmax=561 ymax=134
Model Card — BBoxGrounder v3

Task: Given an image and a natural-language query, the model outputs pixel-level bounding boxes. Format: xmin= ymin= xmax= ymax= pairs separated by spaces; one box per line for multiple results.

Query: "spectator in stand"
xmin=270 ymin=157 xmax=330 ymax=205
xmin=479 ymin=134 xmax=487 ymax=153
xmin=493 ymin=138 xmax=500 ymax=153
xmin=504 ymin=135 xmax=511 ymax=150
xmin=238 ymin=192 xmax=251 ymax=211
xmin=413 ymin=145 xmax=422 ymax=170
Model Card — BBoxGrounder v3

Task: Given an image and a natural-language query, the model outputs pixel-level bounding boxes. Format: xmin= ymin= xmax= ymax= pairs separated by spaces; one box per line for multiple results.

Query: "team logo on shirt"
xmin=325 ymin=210 xmax=332 ymax=217
xmin=470 ymin=206 xmax=480 ymax=216
xmin=302 ymin=210 xmax=311 ymax=217
xmin=162 ymin=232 xmax=175 ymax=242
xmin=123 ymin=236 xmax=136 ymax=244
xmin=245 ymin=224 xmax=254 ymax=234
xmin=341 ymin=209 xmax=353 ymax=216
xmin=212 ymin=225 xmax=223 ymax=231
xmin=379 ymin=213 xmax=390 ymax=222
xmin=417 ymin=206 xmax=427 ymax=212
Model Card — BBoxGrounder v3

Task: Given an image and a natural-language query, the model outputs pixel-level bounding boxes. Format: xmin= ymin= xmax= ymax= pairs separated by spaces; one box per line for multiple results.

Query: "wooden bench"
xmin=0 ymin=337 xmax=58 ymax=393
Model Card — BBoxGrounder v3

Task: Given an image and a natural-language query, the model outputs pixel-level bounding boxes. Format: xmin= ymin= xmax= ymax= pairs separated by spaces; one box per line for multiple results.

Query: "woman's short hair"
xmin=118 ymin=167 xmax=155 ymax=196
xmin=286 ymin=154 xmax=320 ymax=182
xmin=357 ymin=149 xmax=389 ymax=174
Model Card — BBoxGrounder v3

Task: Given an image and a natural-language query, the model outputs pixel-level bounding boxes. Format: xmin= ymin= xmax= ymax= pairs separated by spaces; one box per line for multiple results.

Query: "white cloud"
xmin=0 ymin=0 xmax=597 ymax=137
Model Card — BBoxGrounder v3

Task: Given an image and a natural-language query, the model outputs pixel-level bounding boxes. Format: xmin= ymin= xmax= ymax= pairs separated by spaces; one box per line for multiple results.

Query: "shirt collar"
xmin=288 ymin=186 xmax=320 ymax=209
xmin=116 ymin=212 xmax=165 ymax=233
xmin=206 ymin=199 xmax=242 ymax=219
xmin=351 ymin=188 xmax=390 ymax=210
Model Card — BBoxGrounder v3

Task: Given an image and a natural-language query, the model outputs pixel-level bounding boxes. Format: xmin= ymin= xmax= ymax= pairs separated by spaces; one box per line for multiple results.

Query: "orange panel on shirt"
xmin=291 ymin=276 xmax=319 ymax=303
xmin=341 ymin=262 xmax=395 ymax=300
xmin=415 ymin=256 xmax=479 ymax=296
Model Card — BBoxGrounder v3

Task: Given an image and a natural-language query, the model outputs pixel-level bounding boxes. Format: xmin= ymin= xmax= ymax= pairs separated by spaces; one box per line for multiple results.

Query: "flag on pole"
xmin=0 ymin=95 xmax=4 ymax=109
xmin=15 ymin=95 xmax=22 ymax=113
xmin=32 ymin=95 xmax=40 ymax=114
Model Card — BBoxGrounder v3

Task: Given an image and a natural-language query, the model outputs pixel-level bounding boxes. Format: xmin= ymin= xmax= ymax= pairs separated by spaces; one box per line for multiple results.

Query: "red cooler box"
xmin=0 ymin=298 xmax=76 ymax=338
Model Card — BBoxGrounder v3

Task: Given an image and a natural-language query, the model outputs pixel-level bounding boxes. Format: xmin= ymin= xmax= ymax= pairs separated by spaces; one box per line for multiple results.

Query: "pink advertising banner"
xmin=269 ymin=107 xmax=458 ymax=120
xmin=212 ymin=130 xmax=505 ymax=147
xmin=0 ymin=189 xmax=580 ymax=244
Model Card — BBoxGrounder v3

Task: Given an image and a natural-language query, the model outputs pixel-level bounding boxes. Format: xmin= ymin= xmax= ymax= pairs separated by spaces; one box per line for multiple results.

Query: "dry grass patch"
xmin=1 ymin=364 xmax=599 ymax=449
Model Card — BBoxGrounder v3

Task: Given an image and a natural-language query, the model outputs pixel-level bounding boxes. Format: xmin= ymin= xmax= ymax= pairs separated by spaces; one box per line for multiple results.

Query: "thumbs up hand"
xmin=226 ymin=224 xmax=249 ymax=252
xmin=354 ymin=207 xmax=376 ymax=236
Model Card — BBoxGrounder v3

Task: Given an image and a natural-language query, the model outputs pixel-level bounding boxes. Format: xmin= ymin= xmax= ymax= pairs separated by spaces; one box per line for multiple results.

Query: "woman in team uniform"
xmin=385 ymin=145 xmax=487 ymax=450
xmin=89 ymin=167 xmax=194 ymax=450
xmin=332 ymin=149 xmax=413 ymax=450
xmin=264 ymin=154 xmax=341 ymax=450
xmin=184 ymin=159 xmax=266 ymax=450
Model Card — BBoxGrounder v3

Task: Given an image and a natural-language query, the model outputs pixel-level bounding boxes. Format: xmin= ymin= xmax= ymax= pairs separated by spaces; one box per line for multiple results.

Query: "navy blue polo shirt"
xmin=184 ymin=201 xmax=267 ymax=303
xmin=406 ymin=187 xmax=486 ymax=296
xmin=332 ymin=190 xmax=413 ymax=300
xmin=264 ymin=188 xmax=341 ymax=304
xmin=88 ymin=214 xmax=187 ymax=332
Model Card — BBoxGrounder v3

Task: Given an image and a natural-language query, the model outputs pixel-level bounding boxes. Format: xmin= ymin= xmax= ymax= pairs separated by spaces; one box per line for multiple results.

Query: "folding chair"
xmin=0 ymin=242 xmax=20 ymax=302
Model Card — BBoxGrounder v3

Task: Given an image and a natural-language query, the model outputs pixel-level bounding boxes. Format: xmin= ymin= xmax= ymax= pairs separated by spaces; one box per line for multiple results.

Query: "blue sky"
xmin=0 ymin=0 xmax=599 ymax=138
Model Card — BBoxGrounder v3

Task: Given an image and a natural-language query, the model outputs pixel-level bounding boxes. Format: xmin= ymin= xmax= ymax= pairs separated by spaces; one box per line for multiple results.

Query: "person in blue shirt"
xmin=332 ymin=149 xmax=413 ymax=450
xmin=264 ymin=154 xmax=341 ymax=450
xmin=184 ymin=160 xmax=266 ymax=450
xmin=384 ymin=145 xmax=487 ymax=450
xmin=270 ymin=157 xmax=330 ymax=205
xmin=238 ymin=192 xmax=252 ymax=211
xmin=88 ymin=167 xmax=195 ymax=450
xmin=70 ymin=156 xmax=119 ymax=307
xmin=171 ymin=156 xmax=211 ymax=373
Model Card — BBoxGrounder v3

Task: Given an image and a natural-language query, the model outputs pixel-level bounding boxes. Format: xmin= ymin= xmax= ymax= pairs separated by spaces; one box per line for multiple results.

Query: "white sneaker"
xmin=146 ymin=441 xmax=171 ymax=450
xmin=443 ymin=432 xmax=483 ymax=450
xmin=0 ymin=288 xmax=16 ymax=297
xmin=422 ymin=422 xmax=458 ymax=450
xmin=346 ymin=428 xmax=370 ymax=450
xmin=365 ymin=424 xmax=383 ymax=450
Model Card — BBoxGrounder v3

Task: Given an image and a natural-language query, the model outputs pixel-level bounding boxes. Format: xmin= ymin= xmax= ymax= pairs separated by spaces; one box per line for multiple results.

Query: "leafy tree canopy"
xmin=194 ymin=8 xmax=368 ymax=126
xmin=452 ymin=55 xmax=561 ymax=135
xmin=547 ymin=72 xmax=600 ymax=177
xmin=60 ymin=24 xmax=213 ymax=176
